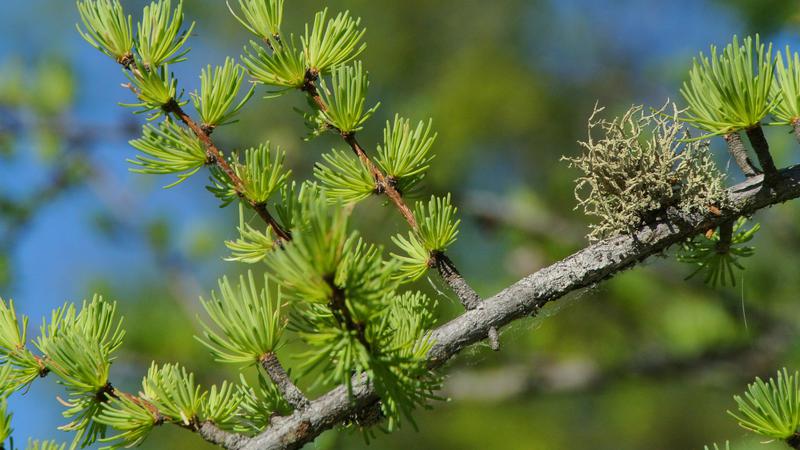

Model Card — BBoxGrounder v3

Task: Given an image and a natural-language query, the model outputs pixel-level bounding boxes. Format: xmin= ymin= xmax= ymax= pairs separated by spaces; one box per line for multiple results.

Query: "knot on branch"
xmin=95 ymin=382 xmax=118 ymax=403
xmin=201 ymin=123 xmax=216 ymax=136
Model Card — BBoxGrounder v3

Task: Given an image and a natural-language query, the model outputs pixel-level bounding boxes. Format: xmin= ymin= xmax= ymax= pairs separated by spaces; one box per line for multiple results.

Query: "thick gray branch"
xmin=238 ymin=165 xmax=800 ymax=450
xmin=198 ymin=422 xmax=252 ymax=449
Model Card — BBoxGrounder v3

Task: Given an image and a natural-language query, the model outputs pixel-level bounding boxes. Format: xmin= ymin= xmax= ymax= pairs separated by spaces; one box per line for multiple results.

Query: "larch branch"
xmin=238 ymin=164 xmax=800 ymax=450
xmin=162 ymin=100 xmax=292 ymax=241
xmin=298 ymin=74 xmax=485 ymax=317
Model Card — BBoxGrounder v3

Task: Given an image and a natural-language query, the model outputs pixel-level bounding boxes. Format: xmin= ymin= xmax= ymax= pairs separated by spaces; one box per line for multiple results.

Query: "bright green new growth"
xmin=123 ymin=64 xmax=184 ymax=120
xmin=192 ymin=57 xmax=255 ymax=130
xmin=225 ymin=205 xmax=275 ymax=263
xmin=0 ymin=300 xmax=40 ymax=390
xmin=392 ymin=195 xmax=461 ymax=281
xmin=274 ymin=181 xmax=301 ymax=231
xmin=0 ymin=366 xmax=15 ymax=445
xmin=317 ymin=62 xmax=380 ymax=134
xmin=0 ymin=366 xmax=18 ymax=399
xmin=314 ymin=149 xmax=375 ymax=203
xmin=96 ymin=393 xmax=158 ymax=448
xmin=772 ymin=46 xmax=800 ymax=125
xmin=141 ymin=363 xmax=205 ymax=426
xmin=197 ymin=272 xmax=284 ymax=365
xmin=565 ymin=103 xmax=728 ymax=241
xmin=681 ymin=35 xmax=775 ymax=136
xmin=136 ymin=0 xmax=194 ymax=68
xmin=76 ymin=0 xmax=134 ymax=64
xmin=234 ymin=372 xmax=289 ymax=434
xmin=0 ymin=402 xmax=10 ymax=449
xmin=260 ymin=191 xmax=439 ymax=426
xmin=208 ymin=143 xmax=290 ymax=205
xmin=302 ymin=8 xmax=366 ymax=75
xmin=0 ymin=298 xmax=26 ymax=356
xmin=227 ymin=0 xmax=284 ymax=40
xmin=376 ymin=115 xmax=437 ymax=196
xmin=33 ymin=297 xmax=124 ymax=448
xmin=416 ymin=195 xmax=460 ymax=252
xmin=97 ymin=356 xmax=278 ymax=447
xmin=372 ymin=291 xmax=440 ymax=429
xmin=265 ymin=191 xmax=350 ymax=305
xmin=129 ymin=120 xmax=207 ymax=187
xmin=677 ymin=217 xmax=759 ymax=287
xmin=242 ymin=36 xmax=306 ymax=94
xmin=729 ymin=368 xmax=800 ymax=439
xmin=14 ymin=0 xmax=451 ymax=443
xmin=202 ymin=381 xmax=241 ymax=428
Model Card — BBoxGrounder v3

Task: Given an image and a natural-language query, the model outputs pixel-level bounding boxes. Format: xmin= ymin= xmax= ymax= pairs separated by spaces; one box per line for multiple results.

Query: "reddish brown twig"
xmin=162 ymin=100 xmax=292 ymax=242
xmin=299 ymin=72 xmax=494 ymax=347
xmin=118 ymin=60 xmax=292 ymax=242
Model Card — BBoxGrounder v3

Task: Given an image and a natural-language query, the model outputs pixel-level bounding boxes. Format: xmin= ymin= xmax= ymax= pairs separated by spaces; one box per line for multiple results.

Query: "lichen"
xmin=564 ymin=103 xmax=728 ymax=241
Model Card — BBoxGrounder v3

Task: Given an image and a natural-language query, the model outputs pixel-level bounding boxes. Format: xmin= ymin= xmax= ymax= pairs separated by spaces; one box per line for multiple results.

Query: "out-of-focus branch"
xmin=301 ymin=73 xmax=495 ymax=345
xmin=463 ymin=190 xmax=583 ymax=243
xmin=443 ymin=322 xmax=793 ymax=401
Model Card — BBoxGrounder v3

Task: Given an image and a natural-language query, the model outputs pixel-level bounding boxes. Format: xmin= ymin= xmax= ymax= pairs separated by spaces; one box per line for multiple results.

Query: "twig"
xmin=116 ymin=60 xmax=292 ymax=242
xmin=341 ymin=132 xmax=417 ymax=228
xmin=745 ymin=125 xmax=779 ymax=183
xmin=162 ymin=100 xmax=292 ymax=242
xmin=716 ymin=220 xmax=734 ymax=254
xmin=260 ymin=353 xmax=310 ymax=410
xmin=432 ymin=251 xmax=480 ymax=310
xmin=792 ymin=119 xmax=800 ymax=145
xmin=109 ymin=384 xmax=241 ymax=449
xmin=432 ymin=252 xmax=498 ymax=350
xmin=33 ymin=368 xmax=237 ymax=449
xmin=299 ymin=75 xmax=488 ymax=333
xmin=723 ymin=132 xmax=759 ymax=177
xmin=239 ymin=164 xmax=800 ymax=450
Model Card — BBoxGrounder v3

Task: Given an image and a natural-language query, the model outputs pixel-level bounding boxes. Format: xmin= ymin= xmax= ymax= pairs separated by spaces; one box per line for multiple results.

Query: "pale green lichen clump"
xmin=565 ymin=103 xmax=728 ymax=241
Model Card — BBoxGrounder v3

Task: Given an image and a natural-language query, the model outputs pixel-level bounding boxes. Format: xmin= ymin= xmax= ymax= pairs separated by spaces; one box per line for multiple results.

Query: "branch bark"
xmin=433 ymin=252 xmax=498 ymax=350
xmin=198 ymin=422 xmax=253 ymax=449
xmin=792 ymin=119 xmax=800 ymax=145
xmin=261 ymin=353 xmax=310 ymax=411
xmin=238 ymin=164 xmax=800 ymax=450
xmin=745 ymin=125 xmax=779 ymax=183
xmin=723 ymin=132 xmax=758 ymax=177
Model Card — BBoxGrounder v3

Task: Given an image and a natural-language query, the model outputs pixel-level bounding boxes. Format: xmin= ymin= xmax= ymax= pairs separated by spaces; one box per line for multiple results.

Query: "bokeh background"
xmin=2 ymin=0 xmax=800 ymax=449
